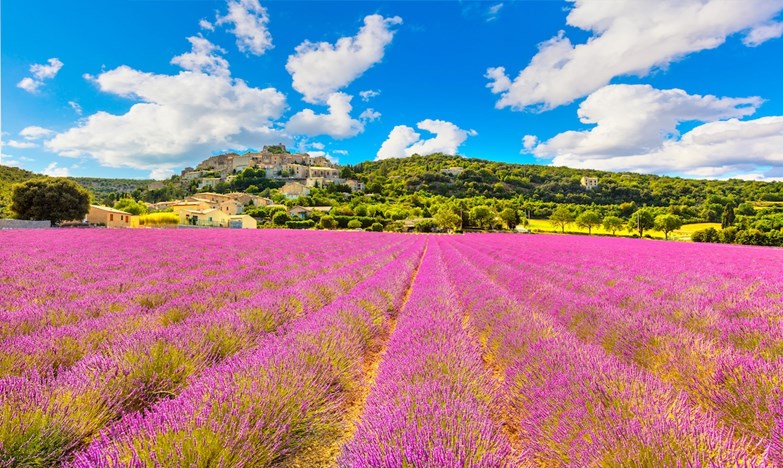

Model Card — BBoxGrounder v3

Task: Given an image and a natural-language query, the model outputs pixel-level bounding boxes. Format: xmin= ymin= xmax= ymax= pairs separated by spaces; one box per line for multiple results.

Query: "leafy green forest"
xmin=3 ymin=155 xmax=783 ymax=246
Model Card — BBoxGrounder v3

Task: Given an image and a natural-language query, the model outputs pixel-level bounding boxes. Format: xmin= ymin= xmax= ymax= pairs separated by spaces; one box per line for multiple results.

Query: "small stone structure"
xmin=0 ymin=219 xmax=51 ymax=229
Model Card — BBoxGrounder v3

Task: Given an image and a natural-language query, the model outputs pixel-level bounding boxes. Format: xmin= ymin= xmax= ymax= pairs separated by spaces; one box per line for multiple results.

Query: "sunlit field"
xmin=526 ymin=218 xmax=722 ymax=240
xmin=1 ymin=230 xmax=781 ymax=466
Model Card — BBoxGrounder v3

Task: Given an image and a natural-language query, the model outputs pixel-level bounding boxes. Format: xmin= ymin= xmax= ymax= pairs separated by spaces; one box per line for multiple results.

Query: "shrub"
xmin=370 ymin=222 xmax=384 ymax=232
xmin=691 ymin=227 xmax=720 ymax=243
xmin=319 ymin=216 xmax=337 ymax=230
xmin=272 ymin=212 xmax=290 ymax=226
xmin=347 ymin=220 xmax=362 ymax=229
xmin=285 ymin=220 xmax=315 ymax=229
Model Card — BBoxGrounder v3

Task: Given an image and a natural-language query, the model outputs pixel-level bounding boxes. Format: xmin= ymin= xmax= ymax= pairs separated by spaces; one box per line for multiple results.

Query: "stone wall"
xmin=0 ymin=219 xmax=51 ymax=229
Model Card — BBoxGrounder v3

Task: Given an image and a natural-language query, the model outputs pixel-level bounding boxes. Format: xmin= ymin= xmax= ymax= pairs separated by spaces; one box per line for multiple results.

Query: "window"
xmin=110 ymin=214 xmax=114 ymax=221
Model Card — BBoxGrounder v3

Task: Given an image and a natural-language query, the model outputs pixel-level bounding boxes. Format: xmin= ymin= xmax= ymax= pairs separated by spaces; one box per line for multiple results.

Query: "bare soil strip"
xmin=280 ymin=240 xmax=429 ymax=468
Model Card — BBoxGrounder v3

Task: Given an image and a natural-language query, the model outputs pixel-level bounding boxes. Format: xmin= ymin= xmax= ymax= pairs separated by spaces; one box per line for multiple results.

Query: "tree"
xmin=11 ymin=178 xmax=90 ymax=224
xmin=347 ymin=219 xmax=363 ymax=229
xmin=470 ymin=205 xmax=495 ymax=230
xmin=654 ymin=214 xmax=683 ymax=240
xmin=499 ymin=208 xmax=519 ymax=230
xmin=549 ymin=206 xmax=574 ymax=233
xmin=318 ymin=215 xmax=336 ymax=230
xmin=721 ymin=202 xmax=736 ymax=229
xmin=575 ymin=210 xmax=601 ymax=234
xmin=370 ymin=222 xmax=384 ymax=232
xmin=602 ymin=216 xmax=625 ymax=236
xmin=628 ymin=208 xmax=655 ymax=237
xmin=434 ymin=208 xmax=461 ymax=232
xmin=113 ymin=198 xmax=147 ymax=215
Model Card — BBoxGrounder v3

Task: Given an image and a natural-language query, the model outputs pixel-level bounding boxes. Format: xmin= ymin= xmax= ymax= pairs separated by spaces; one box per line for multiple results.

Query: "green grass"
xmin=525 ymin=219 xmax=721 ymax=241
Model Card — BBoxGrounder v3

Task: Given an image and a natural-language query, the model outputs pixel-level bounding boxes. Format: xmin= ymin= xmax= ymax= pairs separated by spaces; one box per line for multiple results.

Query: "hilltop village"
xmin=178 ymin=144 xmax=363 ymax=195
xmin=85 ymin=144 xmax=365 ymax=229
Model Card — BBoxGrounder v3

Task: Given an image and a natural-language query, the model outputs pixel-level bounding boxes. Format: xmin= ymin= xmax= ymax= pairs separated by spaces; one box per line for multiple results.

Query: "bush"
xmin=138 ymin=213 xmax=179 ymax=226
xmin=369 ymin=222 xmax=384 ymax=232
xmin=272 ymin=212 xmax=290 ymax=226
xmin=319 ymin=215 xmax=337 ymax=230
xmin=347 ymin=219 xmax=362 ymax=229
xmin=285 ymin=220 xmax=315 ymax=229
xmin=720 ymin=226 xmax=738 ymax=243
xmin=414 ymin=219 xmax=437 ymax=233
xmin=691 ymin=227 xmax=720 ymax=243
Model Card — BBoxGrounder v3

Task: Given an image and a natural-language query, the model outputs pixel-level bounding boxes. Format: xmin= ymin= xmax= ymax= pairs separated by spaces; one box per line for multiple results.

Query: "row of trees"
xmin=549 ymin=206 xmax=684 ymax=239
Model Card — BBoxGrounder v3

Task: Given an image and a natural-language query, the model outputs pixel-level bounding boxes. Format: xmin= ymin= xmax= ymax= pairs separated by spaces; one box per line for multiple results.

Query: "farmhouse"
xmin=280 ymin=181 xmax=310 ymax=199
xmin=87 ymin=205 xmax=132 ymax=228
xmin=228 ymin=215 xmax=258 ymax=229
xmin=580 ymin=176 xmax=599 ymax=190
xmin=179 ymin=208 xmax=230 ymax=227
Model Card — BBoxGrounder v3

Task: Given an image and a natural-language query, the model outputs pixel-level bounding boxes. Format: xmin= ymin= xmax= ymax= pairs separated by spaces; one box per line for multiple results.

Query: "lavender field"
xmin=1 ymin=229 xmax=782 ymax=467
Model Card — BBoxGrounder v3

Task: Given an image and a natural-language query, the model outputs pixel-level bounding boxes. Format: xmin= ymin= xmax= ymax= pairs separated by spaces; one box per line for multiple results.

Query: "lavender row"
xmin=69 ymin=238 xmax=426 ymax=467
xmin=0 ymin=234 xmax=415 ymax=466
xmin=339 ymin=239 xmax=511 ymax=467
xmin=0 ymin=230 xmax=380 ymax=340
xmin=440 ymin=238 xmax=766 ymax=466
xmin=0 ymin=234 xmax=407 ymax=379
xmin=456 ymin=234 xmax=783 ymax=447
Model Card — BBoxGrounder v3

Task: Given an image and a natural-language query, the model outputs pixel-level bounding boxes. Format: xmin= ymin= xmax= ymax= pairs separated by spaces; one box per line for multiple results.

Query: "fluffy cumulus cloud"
xmin=171 ymin=36 xmax=230 ymax=77
xmin=359 ymin=108 xmax=381 ymax=122
xmin=216 ymin=0 xmax=273 ymax=55
xmin=359 ymin=89 xmax=380 ymax=101
xmin=5 ymin=140 xmax=37 ymax=149
xmin=285 ymin=92 xmax=364 ymax=139
xmin=42 ymin=162 xmax=70 ymax=177
xmin=45 ymin=42 xmax=287 ymax=178
xmin=286 ymin=14 xmax=402 ymax=103
xmin=376 ymin=119 xmax=477 ymax=160
xmin=17 ymin=58 xmax=64 ymax=93
xmin=19 ymin=126 xmax=55 ymax=140
xmin=487 ymin=0 xmax=783 ymax=111
xmin=526 ymin=84 xmax=783 ymax=179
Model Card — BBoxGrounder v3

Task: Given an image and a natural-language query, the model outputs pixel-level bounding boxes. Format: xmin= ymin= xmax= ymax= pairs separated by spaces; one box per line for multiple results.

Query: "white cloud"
xmin=20 ymin=126 xmax=55 ymax=140
xmin=487 ymin=0 xmax=783 ymax=111
xmin=31 ymin=58 xmax=64 ymax=80
xmin=359 ymin=89 xmax=380 ymax=101
xmin=522 ymin=135 xmax=538 ymax=151
xmin=68 ymin=101 xmax=83 ymax=115
xmin=5 ymin=140 xmax=37 ymax=149
xmin=376 ymin=119 xmax=476 ymax=160
xmin=286 ymin=14 xmax=402 ymax=103
xmin=171 ymin=36 xmax=230 ymax=77
xmin=216 ymin=0 xmax=272 ymax=56
xmin=45 ymin=42 xmax=287 ymax=173
xmin=17 ymin=77 xmax=42 ymax=93
xmin=743 ymin=21 xmax=783 ymax=46
xmin=527 ymin=84 xmax=783 ymax=178
xmin=486 ymin=3 xmax=504 ymax=22
xmin=150 ymin=167 xmax=176 ymax=180
xmin=199 ymin=18 xmax=215 ymax=31
xmin=285 ymin=92 xmax=364 ymax=139
xmin=333 ymin=149 xmax=349 ymax=155
xmin=310 ymin=142 xmax=325 ymax=150
xmin=0 ymin=153 xmax=23 ymax=168
xmin=42 ymin=162 xmax=70 ymax=177
xmin=359 ymin=108 xmax=381 ymax=122
xmin=17 ymin=58 xmax=63 ymax=94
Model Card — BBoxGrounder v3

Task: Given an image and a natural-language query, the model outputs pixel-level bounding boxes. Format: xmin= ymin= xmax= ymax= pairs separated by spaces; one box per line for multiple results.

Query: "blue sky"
xmin=3 ymin=0 xmax=783 ymax=180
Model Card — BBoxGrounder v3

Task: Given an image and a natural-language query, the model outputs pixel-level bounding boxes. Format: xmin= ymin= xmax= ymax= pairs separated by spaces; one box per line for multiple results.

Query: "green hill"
xmin=350 ymin=154 xmax=783 ymax=207
xmin=0 ymin=165 xmax=47 ymax=217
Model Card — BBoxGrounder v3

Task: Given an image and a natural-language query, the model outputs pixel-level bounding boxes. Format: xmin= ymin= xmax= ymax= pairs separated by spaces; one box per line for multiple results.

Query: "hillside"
xmin=70 ymin=177 xmax=151 ymax=201
xmin=0 ymin=165 xmax=47 ymax=217
xmin=350 ymin=154 xmax=783 ymax=207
